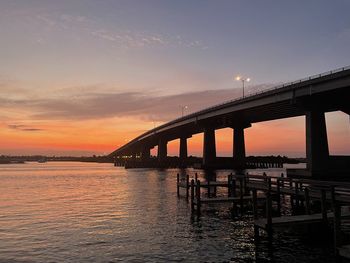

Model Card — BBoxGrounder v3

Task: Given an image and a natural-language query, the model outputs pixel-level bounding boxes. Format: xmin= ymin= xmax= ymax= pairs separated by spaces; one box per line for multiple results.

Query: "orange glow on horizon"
xmin=1 ymin=112 xmax=349 ymax=157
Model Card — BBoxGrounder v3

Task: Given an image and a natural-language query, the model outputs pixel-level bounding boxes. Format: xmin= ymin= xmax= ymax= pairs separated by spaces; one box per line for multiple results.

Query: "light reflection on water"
xmin=0 ymin=162 xmax=334 ymax=262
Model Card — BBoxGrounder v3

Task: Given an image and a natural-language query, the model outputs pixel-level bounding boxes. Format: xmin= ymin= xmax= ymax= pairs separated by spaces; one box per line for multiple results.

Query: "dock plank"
xmin=194 ymin=194 xmax=266 ymax=204
xmin=178 ymin=182 xmax=189 ymax=188
xmin=200 ymin=181 xmax=231 ymax=187
xmin=255 ymin=211 xmax=350 ymax=229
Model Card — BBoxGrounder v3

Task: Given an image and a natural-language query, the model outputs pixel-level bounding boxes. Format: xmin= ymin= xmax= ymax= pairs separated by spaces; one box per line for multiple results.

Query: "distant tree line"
xmin=0 ymin=154 xmax=304 ymax=165
xmin=0 ymin=155 xmax=114 ymax=164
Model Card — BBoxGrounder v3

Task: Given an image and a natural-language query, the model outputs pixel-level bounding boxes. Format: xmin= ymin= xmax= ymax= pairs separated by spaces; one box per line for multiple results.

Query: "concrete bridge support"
xmin=141 ymin=147 xmax=151 ymax=161
xmin=179 ymin=136 xmax=188 ymax=167
xmin=203 ymin=127 xmax=216 ymax=168
xmin=158 ymin=138 xmax=168 ymax=163
xmin=306 ymin=110 xmax=329 ymax=177
xmin=232 ymin=124 xmax=251 ymax=168
xmin=233 ymin=127 xmax=246 ymax=167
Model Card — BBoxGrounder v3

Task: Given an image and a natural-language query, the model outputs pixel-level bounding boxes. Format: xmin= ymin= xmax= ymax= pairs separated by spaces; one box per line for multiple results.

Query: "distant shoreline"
xmin=0 ymin=160 xmax=25 ymax=164
xmin=0 ymin=155 xmax=113 ymax=164
xmin=0 ymin=155 xmax=306 ymax=165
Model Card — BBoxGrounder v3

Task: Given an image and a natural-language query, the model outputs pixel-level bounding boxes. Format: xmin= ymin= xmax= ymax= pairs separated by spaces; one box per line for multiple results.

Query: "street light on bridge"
xmin=235 ymin=76 xmax=250 ymax=98
xmin=180 ymin=105 xmax=188 ymax=117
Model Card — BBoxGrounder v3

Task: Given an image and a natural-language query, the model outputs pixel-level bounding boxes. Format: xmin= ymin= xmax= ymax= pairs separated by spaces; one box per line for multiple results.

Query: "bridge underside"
xmin=111 ymin=68 xmax=350 ymax=179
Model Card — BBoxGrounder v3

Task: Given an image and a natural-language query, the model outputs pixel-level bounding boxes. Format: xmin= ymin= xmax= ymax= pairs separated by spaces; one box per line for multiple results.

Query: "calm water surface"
xmin=0 ymin=162 xmax=335 ymax=262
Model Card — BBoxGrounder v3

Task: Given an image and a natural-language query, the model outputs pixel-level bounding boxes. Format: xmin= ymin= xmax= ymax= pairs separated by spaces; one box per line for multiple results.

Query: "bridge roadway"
xmin=110 ymin=66 xmax=350 ymax=178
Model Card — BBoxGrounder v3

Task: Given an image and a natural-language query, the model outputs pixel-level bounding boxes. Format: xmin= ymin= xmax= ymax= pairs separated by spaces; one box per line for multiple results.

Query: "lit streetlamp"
xmin=235 ymin=76 xmax=251 ymax=97
xmin=180 ymin=105 xmax=188 ymax=117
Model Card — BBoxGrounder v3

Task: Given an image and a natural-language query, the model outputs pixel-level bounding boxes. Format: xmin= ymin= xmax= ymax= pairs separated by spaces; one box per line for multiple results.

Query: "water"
xmin=0 ymin=162 xmax=335 ymax=262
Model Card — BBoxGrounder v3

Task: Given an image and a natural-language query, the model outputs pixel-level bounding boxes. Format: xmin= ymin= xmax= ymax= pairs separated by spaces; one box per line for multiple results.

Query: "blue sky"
xmin=2 ymin=0 xmax=350 ymax=90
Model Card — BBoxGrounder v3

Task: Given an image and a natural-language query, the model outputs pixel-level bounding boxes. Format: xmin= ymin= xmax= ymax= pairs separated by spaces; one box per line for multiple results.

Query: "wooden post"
xmin=266 ymin=177 xmax=273 ymax=242
xmin=227 ymin=173 xmax=232 ymax=197
xmin=304 ymin=187 xmax=311 ymax=215
xmin=239 ymin=177 xmax=244 ymax=215
xmin=254 ymin=225 xmax=260 ymax=244
xmin=190 ymin=179 xmax=195 ymax=213
xmin=331 ymin=186 xmax=341 ymax=256
xmin=276 ymin=178 xmax=281 ymax=216
xmin=299 ymin=183 xmax=304 ymax=206
xmin=244 ymin=175 xmax=249 ymax=195
xmin=295 ymin=182 xmax=299 ymax=207
xmin=207 ymin=180 xmax=211 ymax=198
xmin=252 ymin=188 xmax=258 ymax=219
xmin=177 ymin=173 xmax=180 ymax=198
xmin=232 ymin=178 xmax=237 ymax=197
xmin=263 ymin=172 xmax=267 ymax=180
xmin=321 ymin=189 xmax=327 ymax=223
xmin=196 ymin=180 xmax=201 ymax=216
xmin=213 ymin=176 xmax=217 ymax=197
xmin=186 ymin=174 xmax=189 ymax=200
xmin=289 ymin=179 xmax=294 ymax=208
xmin=280 ymin=174 xmax=285 ymax=199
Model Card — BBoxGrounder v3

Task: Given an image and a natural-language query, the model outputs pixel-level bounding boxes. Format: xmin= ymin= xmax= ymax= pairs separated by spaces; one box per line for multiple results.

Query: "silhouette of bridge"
xmin=110 ymin=66 xmax=350 ymax=178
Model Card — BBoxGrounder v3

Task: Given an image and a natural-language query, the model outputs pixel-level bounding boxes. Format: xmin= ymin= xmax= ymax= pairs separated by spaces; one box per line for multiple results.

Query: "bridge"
xmin=110 ymin=66 xmax=350 ymax=178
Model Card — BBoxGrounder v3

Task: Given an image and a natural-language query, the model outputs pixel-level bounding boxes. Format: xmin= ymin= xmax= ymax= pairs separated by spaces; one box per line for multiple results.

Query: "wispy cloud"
xmin=0 ymin=83 xmax=273 ymax=122
xmin=7 ymin=124 xmax=44 ymax=132
xmin=90 ymin=29 xmax=208 ymax=50
xmin=31 ymin=11 xmax=209 ymax=50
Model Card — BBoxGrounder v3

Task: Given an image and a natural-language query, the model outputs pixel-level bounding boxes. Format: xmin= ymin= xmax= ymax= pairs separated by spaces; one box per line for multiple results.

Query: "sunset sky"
xmin=0 ymin=0 xmax=349 ymax=157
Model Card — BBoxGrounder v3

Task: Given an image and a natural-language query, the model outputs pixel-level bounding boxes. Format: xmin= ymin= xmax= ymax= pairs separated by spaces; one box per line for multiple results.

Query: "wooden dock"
xmin=176 ymin=172 xmax=350 ymax=261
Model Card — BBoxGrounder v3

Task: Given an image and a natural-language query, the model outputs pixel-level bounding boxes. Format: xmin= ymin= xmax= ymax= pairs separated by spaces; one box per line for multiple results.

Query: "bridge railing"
xmin=169 ymin=65 xmax=350 ymax=124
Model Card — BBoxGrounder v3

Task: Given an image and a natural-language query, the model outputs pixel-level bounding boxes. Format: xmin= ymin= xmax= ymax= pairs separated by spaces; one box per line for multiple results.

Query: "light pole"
xmin=235 ymin=76 xmax=250 ymax=97
xmin=181 ymin=105 xmax=188 ymax=117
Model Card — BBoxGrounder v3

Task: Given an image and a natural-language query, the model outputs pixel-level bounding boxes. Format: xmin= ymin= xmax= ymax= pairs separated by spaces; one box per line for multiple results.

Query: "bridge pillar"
xmin=141 ymin=147 xmax=151 ymax=161
xmin=179 ymin=136 xmax=190 ymax=167
xmin=306 ymin=110 xmax=329 ymax=177
xmin=158 ymin=138 xmax=168 ymax=162
xmin=232 ymin=124 xmax=251 ymax=168
xmin=203 ymin=127 xmax=216 ymax=168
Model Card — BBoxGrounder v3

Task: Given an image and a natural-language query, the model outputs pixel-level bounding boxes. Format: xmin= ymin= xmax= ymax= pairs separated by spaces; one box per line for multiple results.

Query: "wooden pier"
xmin=176 ymin=172 xmax=350 ymax=261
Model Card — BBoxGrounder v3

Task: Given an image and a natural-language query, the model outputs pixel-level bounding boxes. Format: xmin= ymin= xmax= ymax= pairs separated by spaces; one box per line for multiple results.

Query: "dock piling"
xmin=289 ymin=179 xmax=294 ymax=209
xmin=207 ymin=180 xmax=211 ymax=198
xmin=177 ymin=173 xmax=180 ymax=198
xmin=276 ymin=178 xmax=281 ymax=216
xmin=295 ymin=182 xmax=300 ymax=207
xmin=304 ymin=187 xmax=311 ymax=215
xmin=266 ymin=177 xmax=273 ymax=242
xmin=196 ymin=180 xmax=201 ymax=217
xmin=331 ymin=186 xmax=341 ymax=257
xmin=190 ymin=179 xmax=195 ymax=213
xmin=252 ymin=188 xmax=258 ymax=220
xmin=186 ymin=174 xmax=189 ymax=200
xmin=239 ymin=177 xmax=244 ymax=215
xmin=321 ymin=189 xmax=328 ymax=223
xmin=232 ymin=177 xmax=237 ymax=197
xmin=227 ymin=173 xmax=232 ymax=197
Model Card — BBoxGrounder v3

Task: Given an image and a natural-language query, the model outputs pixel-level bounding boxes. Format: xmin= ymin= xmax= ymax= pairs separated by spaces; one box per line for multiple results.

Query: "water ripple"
xmin=0 ymin=162 xmax=337 ymax=262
